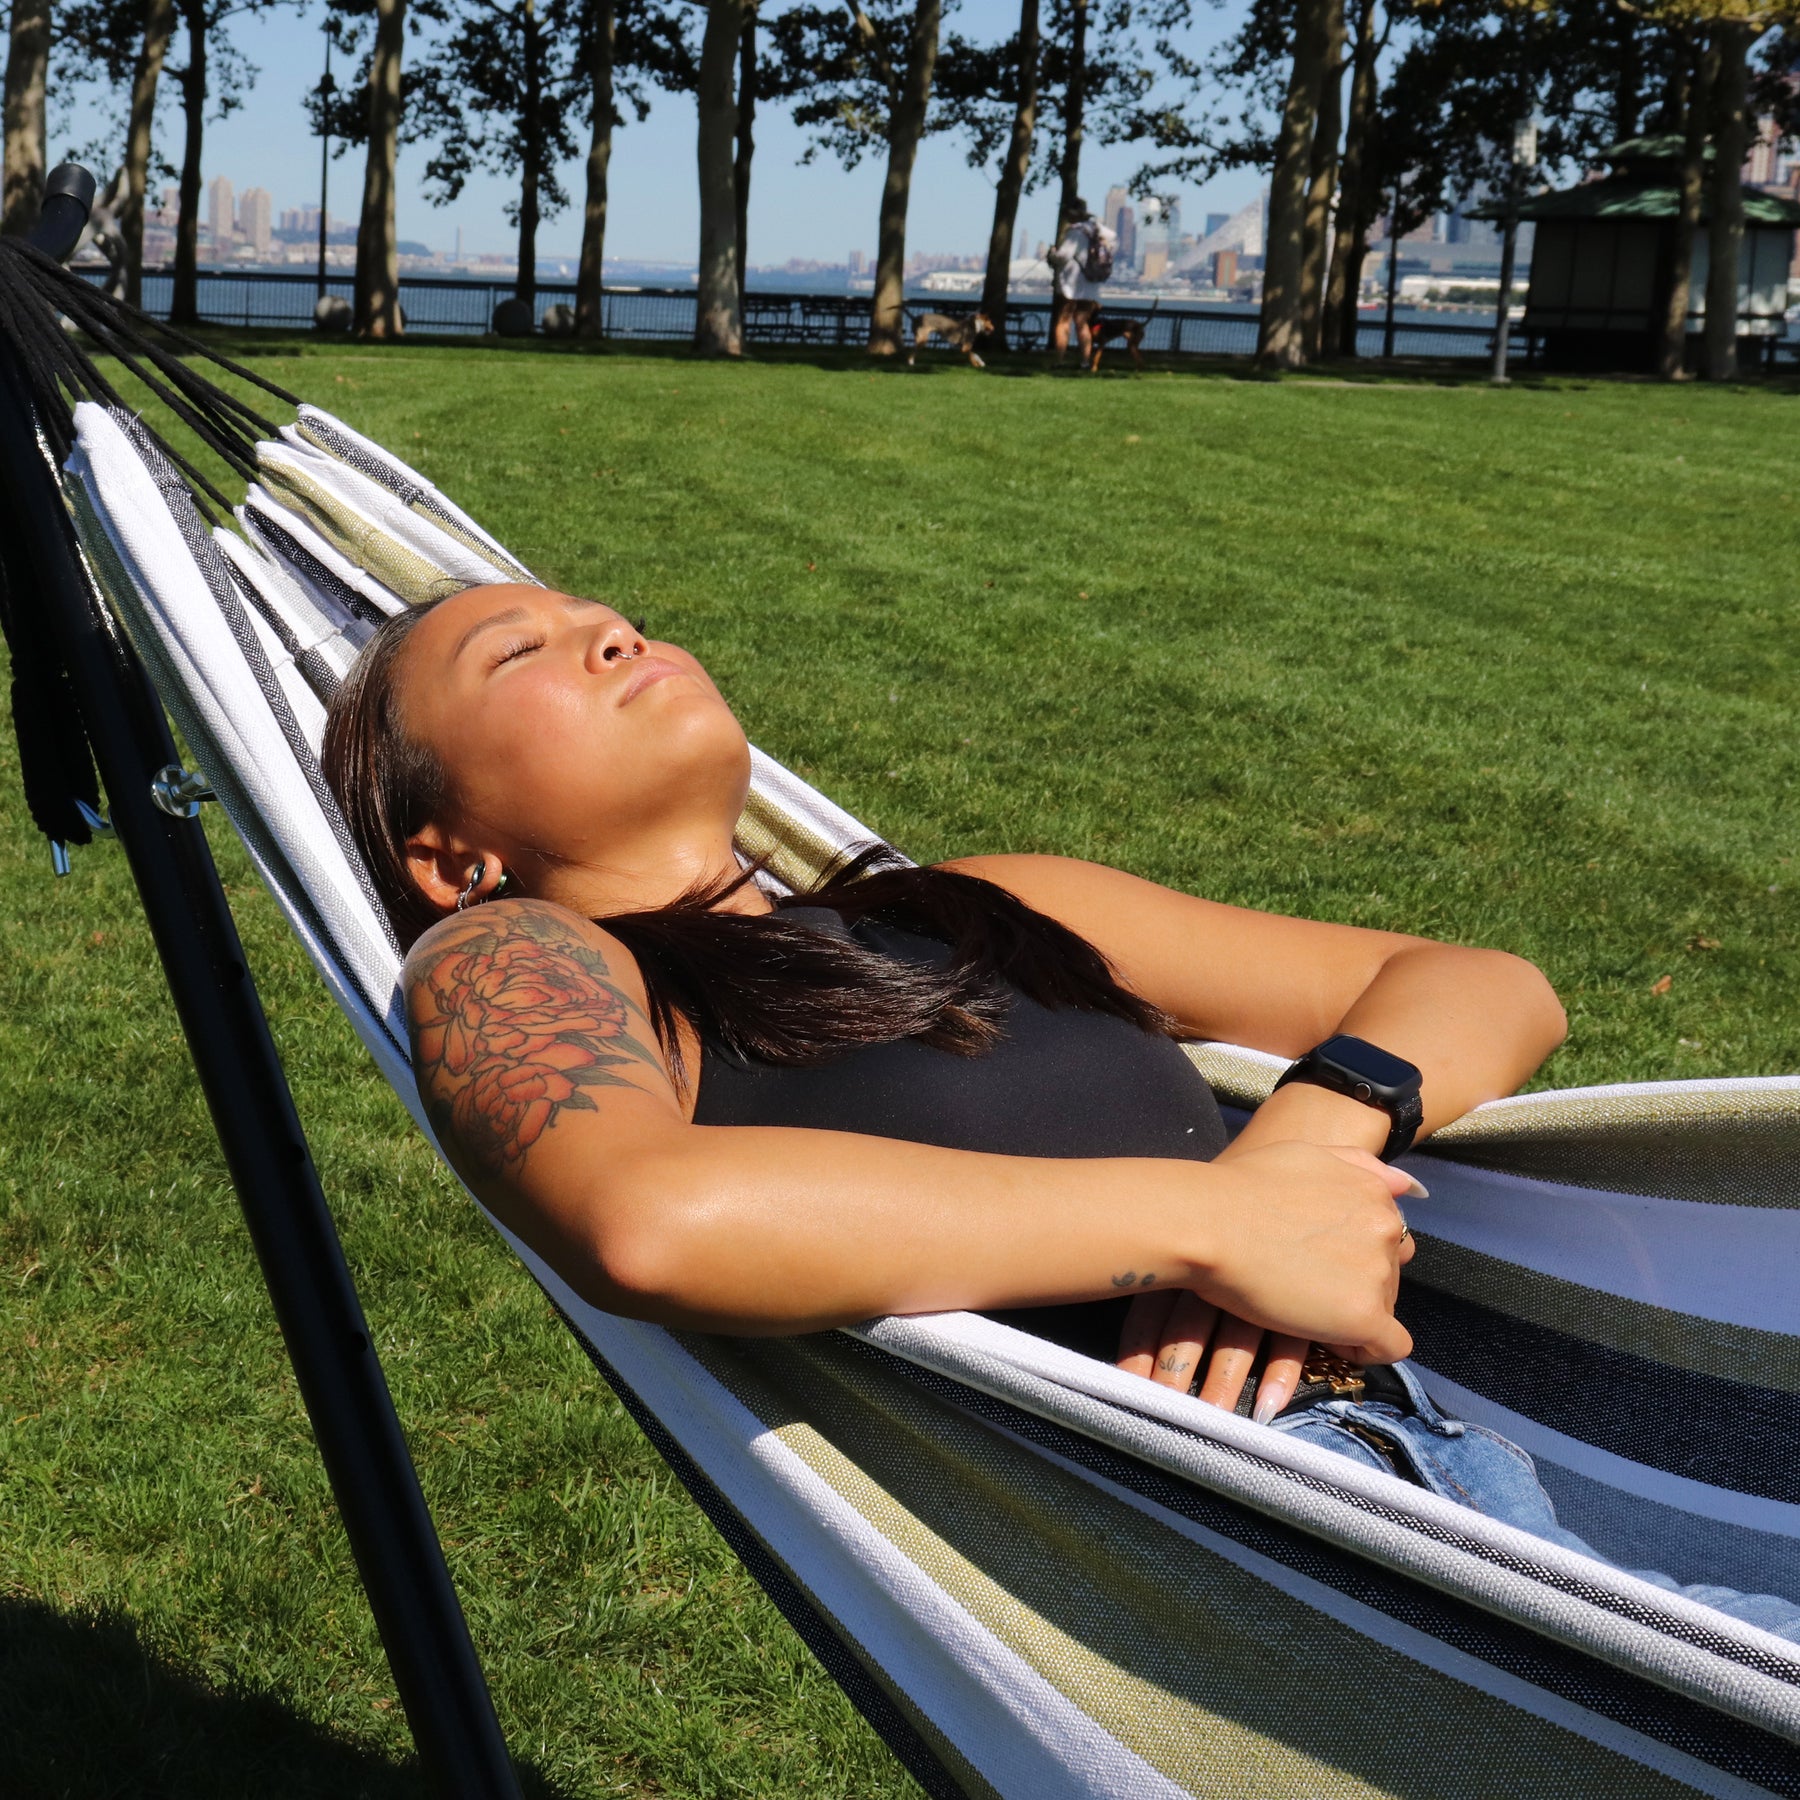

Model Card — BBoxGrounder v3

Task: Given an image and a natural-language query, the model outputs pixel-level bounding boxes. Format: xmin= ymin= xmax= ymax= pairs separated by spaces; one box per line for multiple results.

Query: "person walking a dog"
xmin=1046 ymin=199 xmax=1117 ymax=368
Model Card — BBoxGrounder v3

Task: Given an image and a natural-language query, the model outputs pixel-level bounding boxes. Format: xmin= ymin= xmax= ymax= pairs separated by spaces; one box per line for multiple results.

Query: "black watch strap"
xmin=1374 ymin=1090 xmax=1424 ymax=1163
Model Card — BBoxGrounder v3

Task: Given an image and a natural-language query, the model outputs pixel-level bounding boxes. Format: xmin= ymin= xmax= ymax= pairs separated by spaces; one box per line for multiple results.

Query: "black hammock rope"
xmin=0 ymin=237 xmax=303 ymax=852
xmin=0 ymin=238 xmax=300 ymax=513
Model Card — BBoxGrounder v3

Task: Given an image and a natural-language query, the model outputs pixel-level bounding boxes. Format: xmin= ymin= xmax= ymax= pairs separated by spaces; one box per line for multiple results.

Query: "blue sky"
xmin=55 ymin=0 xmax=1266 ymax=264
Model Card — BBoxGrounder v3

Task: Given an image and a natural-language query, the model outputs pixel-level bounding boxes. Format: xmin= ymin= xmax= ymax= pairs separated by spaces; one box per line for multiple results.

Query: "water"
xmin=112 ymin=265 xmax=1504 ymax=359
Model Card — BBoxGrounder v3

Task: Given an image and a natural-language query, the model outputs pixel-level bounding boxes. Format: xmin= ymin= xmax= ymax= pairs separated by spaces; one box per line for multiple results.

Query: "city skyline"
xmin=125 ymin=155 xmax=1558 ymax=308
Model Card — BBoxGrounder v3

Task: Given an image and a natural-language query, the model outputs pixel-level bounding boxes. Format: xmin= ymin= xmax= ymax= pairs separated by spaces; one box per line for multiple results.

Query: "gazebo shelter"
xmin=1482 ymin=138 xmax=1800 ymax=372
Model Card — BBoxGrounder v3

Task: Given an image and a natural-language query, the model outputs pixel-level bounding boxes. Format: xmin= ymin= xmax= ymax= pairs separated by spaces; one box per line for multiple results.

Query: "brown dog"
xmin=907 ymin=309 xmax=994 ymax=368
xmin=1087 ymin=298 xmax=1160 ymax=372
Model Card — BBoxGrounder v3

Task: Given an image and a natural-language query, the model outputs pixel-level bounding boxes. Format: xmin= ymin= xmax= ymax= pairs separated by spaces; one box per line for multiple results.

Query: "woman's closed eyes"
xmin=489 ymin=634 xmax=546 ymax=669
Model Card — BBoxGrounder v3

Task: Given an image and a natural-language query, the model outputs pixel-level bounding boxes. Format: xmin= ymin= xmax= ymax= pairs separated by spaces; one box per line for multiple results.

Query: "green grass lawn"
xmin=2 ymin=341 xmax=1796 ymax=1796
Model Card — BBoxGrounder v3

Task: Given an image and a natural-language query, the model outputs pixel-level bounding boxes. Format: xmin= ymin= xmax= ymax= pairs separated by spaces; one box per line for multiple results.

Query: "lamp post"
xmin=1491 ymin=112 xmax=1537 ymax=385
xmin=316 ymin=26 xmax=335 ymax=301
xmin=1382 ymin=186 xmax=1402 ymax=359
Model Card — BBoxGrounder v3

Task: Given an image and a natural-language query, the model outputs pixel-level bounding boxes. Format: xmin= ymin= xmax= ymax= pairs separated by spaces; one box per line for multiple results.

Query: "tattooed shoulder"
xmin=403 ymin=900 xmax=665 ymax=1180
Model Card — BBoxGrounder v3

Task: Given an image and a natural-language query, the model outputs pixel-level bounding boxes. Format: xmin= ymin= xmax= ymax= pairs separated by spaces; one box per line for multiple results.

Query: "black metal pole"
xmin=317 ymin=29 xmax=334 ymax=302
xmin=2 ymin=212 xmax=521 ymax=1800
xmin=1382 ymin=193 xmax=1401 ymax=360
xmin=1490 ymin=202 xmax=1519 ymax=384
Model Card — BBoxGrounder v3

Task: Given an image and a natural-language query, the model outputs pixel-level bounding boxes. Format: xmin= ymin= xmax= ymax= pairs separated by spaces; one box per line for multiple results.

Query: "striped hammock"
xmin=60 ymin=394 xmax=1800 ymax=1800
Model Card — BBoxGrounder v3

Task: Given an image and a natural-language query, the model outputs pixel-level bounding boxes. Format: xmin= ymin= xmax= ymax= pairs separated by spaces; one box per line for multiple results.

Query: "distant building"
xmin=1176 ymin=192 xmax=1265 ymax=274
xmin=1204 ymin=212 xmax=1229 ymax=238
xmin=1103 ymin=186 xmax=1130 ymax=235
xmin=848 ymin=248 xmax=867 ymax=275
xmin=239 ymin=186 xmax=272 ymax=255
xmin=207 ymin=175 xmax=234 ymax=245
xmin=281 ymin=204 xmax=322 ymax=234
xmin=1136 ymin=196 xmax=1179 ymax=279
xmin=918 ymin=269 xmax=981 ymax=293
xmin=1211 ymin=248 xmax=1238 ymax=289
xmin=1747 ymin=114 xmax=1783 ymax=187
xmin=1016 ymin=227 xmax=1028 ymax=258
xmin=1477 ymin=136 xmax=1800 ymax=370
xmin=1116 ymin=205 xmax=1136 ymax=267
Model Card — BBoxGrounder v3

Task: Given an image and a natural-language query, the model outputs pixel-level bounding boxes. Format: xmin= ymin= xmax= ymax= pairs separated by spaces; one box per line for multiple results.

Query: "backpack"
xmin=1081 ymin=224 xmax=1115 ymax=282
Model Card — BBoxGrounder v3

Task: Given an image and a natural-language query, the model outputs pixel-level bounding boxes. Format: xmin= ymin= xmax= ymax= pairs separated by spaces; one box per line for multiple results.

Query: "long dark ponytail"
xmin=322 ymin=604 xmax=1175 ymax=1082
xmin=603 ymin=845 xmax=1174 ymax=1083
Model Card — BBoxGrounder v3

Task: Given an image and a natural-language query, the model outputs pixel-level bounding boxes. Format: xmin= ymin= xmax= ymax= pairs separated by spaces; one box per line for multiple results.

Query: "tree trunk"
xmin=735 ymin=3 xmax=755 ymax=319
xmin=512 ymin=0 xmax=544 ymax=306
xmin=575 ymin=0 xmax=615 ymax=338
xmin=1055 ymin=0 xmax=1086 ymax=239
xmin=868 ymin=0 xmax=940 ymax=354
xmin=2 ymin=0 xmax=51 ymax=236
xmin=979 ymin=0 xmax=1038 ymax=352
xmin=1333 ymin=212 xmax=1371 ymax=357
xmin=1658 ymin=33 xmax=1713 ymax=380
xmin=1257 ymin=0 xmax=1332 ymax=369
xmin=170 ymin=0 xmax=204 ymax=325
xmin=1298 ymin=0 xmax=1346 ymax=359
xmin=1321 ymin=0 xmax=1378 ymax=359
xmin=1702 ymin=19 xmax=1750 ymax=382
xmin=121 ymin=0 xmax=174 ymax=304
xmin=694 ymin=0 xmax=744 ymax=355
xmin=1612 ymin=1 xmax=1641 ymax=144
xmin=354 ymin=0 xmax=405 ymax=336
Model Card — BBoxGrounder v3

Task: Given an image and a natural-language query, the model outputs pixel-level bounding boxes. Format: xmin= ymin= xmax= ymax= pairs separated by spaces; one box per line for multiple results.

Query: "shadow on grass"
xmin=0 ymin=1597 xmax=568 ymax=1800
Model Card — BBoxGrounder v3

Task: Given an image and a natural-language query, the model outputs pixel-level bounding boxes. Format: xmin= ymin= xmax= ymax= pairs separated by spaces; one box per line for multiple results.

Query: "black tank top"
xmin=692 ymin=905 xmax=1227 ymax=1359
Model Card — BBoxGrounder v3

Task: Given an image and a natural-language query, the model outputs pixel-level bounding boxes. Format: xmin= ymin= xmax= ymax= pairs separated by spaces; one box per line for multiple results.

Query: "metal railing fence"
xmin=89 ymin=266 xmax=1798 ymax=368
xmin=98 ymin=267 xmax=1508 ymax=361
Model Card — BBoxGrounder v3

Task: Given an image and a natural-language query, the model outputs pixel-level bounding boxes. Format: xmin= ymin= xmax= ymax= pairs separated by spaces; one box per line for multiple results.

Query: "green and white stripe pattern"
xmin=62 ymin=399 xmax=1800 ymax=1798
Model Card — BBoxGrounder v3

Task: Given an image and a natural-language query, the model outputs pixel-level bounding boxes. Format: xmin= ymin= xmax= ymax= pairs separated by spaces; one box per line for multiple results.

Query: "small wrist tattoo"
xmin=1110 ymin=1271 xmax=1159 ymax=1290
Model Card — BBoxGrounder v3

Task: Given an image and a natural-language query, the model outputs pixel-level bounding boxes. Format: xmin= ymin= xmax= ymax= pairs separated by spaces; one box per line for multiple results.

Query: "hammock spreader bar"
xmin=0 ymin=170 xmax=523 ymax=1800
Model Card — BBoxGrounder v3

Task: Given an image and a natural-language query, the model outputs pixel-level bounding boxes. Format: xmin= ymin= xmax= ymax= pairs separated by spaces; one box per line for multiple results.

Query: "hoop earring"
xmin=456 ymin=862 xmax=511 ymax=911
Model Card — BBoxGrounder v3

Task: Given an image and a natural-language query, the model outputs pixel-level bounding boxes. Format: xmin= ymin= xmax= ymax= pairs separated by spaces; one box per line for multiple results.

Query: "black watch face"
xmin=1315 ymin=1034 xmax=1421 ymax=1101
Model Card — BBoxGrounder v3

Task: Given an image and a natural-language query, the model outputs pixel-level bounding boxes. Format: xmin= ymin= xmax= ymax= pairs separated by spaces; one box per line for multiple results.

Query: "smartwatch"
xmin=1270 ymin=1034 xmax=1424 ymax=1162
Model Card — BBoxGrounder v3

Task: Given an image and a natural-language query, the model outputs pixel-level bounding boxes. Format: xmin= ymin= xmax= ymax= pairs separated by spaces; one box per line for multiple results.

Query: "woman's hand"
xmin=1117 ymin=1301 xmax=1311 ymax=1419
xmin=1116 ymin=1145 xmax=1419 ymax=1413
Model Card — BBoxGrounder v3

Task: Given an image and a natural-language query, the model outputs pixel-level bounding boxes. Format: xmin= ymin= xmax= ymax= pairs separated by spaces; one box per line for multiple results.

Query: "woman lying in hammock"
xmin=322 ymin=582 xmax=1546 ymax=1403
xmin=321 ymin=583 xmax=1800 ymax=1637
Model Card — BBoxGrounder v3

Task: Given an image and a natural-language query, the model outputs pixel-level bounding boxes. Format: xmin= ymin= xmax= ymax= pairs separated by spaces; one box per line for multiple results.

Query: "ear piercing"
xmin=456 ymin=862 xmax=511 ymax=910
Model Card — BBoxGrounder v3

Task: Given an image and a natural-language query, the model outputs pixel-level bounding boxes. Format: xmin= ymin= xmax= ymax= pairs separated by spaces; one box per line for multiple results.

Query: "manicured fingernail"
xmin=1254 ymin=1390 xmax=1283 ymax=1425
xmin=1402 ymin=1176 xmax=1429 ymax=1200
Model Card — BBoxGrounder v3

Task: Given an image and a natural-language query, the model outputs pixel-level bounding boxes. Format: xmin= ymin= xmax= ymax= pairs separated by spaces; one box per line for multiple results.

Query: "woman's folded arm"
xmin=945 ymin=853 xmax=1567 ymax=1146
xmin=403 ymin=897 xmax=1417 ymax=1354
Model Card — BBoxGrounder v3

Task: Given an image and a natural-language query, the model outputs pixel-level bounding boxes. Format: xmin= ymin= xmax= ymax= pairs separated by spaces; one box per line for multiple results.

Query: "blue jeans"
xmin=1273 ymin=1361 xmax=1800 ymax=1644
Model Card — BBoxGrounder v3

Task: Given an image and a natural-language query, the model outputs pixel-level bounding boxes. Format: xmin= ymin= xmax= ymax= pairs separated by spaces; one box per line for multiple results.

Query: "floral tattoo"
xmin=405 ymin=902 xmax=662 ymax=1178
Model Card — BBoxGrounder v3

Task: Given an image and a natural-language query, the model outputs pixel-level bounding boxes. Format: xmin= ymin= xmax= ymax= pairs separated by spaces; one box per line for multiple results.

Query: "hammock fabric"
xmin=6 ymin=241 xmax=1800 ymax=1800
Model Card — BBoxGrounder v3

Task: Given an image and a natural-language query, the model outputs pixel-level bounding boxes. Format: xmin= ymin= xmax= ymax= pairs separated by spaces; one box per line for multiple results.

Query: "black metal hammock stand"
xmin=0 ymin=168 xmax=524 ymax=1800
